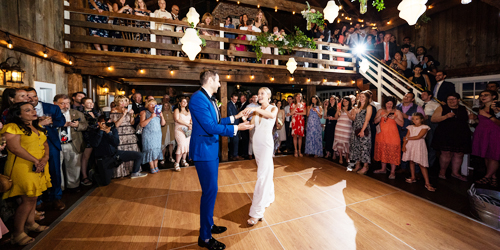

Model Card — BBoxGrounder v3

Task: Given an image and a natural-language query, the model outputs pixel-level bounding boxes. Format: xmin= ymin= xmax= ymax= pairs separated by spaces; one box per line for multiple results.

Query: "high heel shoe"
xmin=173 ymin=163 xmax=181 ymax=172
xmin=247 ymin=217 xmax=262 ymax=226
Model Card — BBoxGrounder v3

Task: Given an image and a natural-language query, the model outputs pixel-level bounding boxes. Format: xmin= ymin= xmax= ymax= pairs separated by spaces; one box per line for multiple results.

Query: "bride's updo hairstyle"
xmin=259 ymin=87 xmax=272 ymax=103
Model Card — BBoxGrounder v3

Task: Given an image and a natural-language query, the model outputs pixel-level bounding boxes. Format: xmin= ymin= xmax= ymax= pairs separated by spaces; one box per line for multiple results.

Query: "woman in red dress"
xmin=290 ymin=93 xmax=306 ymax=157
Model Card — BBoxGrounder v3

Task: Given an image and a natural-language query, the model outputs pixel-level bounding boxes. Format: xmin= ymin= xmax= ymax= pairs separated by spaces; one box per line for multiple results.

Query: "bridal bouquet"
xmin=301 ymin=1 xmax=324 ymax=30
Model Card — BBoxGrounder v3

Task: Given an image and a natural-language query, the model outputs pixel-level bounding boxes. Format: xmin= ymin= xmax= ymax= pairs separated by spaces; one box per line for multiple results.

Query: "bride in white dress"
xmin=242 ymin=87 xmax=278 ymax=226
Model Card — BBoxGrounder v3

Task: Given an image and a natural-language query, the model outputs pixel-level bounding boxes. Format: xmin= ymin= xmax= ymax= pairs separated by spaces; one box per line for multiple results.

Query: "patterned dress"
xmin=142 ymin=110 xmax=164 ymax=164
xmin=374 ymin=111 xmax=401 ymax=165
xmin=133 ymin=9 xmax=151 ymax=54
xmin=305 ymin=107 xmax=323 ymax=157
xmin=332 ymin=110 xmax=352 ymax=155
xmin=291 ymin=103 xmax=305 ymax=137
xmin=402 ymin=125 xmax=430 ymax=167
xmin=110 ymin=113 xmax=140 ymax=178
xmin=87 ymin=0 xmax=109 ymax=37
xmin=349 ymin=109 xmax=371 ymax=163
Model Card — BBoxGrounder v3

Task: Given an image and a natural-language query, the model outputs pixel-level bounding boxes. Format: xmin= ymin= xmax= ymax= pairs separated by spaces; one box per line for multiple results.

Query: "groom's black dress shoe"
xmin=211 ymin=225 xmax=227 ymax=234
xmin=198 ymin=237 xmax=226 ymax=250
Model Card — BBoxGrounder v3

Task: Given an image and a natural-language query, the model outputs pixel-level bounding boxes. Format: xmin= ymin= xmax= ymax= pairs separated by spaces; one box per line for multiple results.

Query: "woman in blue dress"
xmin=305 ymin=95 xmax=324 ymax=157
xmin=140 ymin=99 xmax=166 ymax=173
xmin=88 ymin=0 xmax=112 ymax=51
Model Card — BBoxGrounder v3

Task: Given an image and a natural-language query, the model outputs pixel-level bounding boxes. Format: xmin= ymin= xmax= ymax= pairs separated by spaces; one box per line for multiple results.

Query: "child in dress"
xmin=402 ymin=113 xmax=436 ymax=192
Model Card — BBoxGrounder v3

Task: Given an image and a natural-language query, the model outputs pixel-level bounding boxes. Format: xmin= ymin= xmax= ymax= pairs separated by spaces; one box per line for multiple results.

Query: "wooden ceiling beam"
xmin=480 ymin=0 xmax=500 ymax=9
xmin=225 ymin=0 xmax=323 ymax=13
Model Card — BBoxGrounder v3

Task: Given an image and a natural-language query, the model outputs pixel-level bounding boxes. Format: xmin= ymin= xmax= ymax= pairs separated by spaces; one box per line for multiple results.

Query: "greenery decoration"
xmin=415 ymin=13 xmax=431 ymax=29
xmin=190 ymin=22 xmax=206 ymax=47
xmin=250 ymin=27 xmax=317 ymax=62
xmin=371 ymin=0 xmax=386 ymax=11
xmin=301 ymin=1 xmax=325 ymax=30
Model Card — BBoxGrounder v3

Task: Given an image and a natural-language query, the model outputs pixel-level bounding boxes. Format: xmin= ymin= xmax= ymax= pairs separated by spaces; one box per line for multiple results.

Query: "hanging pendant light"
xmin=286 ymin=58 xmax=297 ymax=74
xmin=359 ymin=59 xmax=369 ymax=74
xmin=398 ymin=0 xmax=428 ymax=26
xmin=180 ymin=28 xmax=202 ymax=61
xmin=323 ymin=1 xmax=340 ymax=23
xmin=461 ymin=0 xmax=472 ymax=4
xmin=186 ymin=7 xmax=200 ymax=27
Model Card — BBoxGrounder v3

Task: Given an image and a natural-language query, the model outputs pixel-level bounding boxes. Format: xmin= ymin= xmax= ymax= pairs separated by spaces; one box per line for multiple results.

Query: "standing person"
xmin=402 ymin=113 xmax=435 ymax=191
xmin=433 ymin=71 xmax=455 ymax=104
xmin=419 ymin=90 xmax=440 ymax=168
xmin=290 ymin=93 xmax=306 ymax=157
xmin=324 ymin=95 xmax=338 ymax=159
xmin=110 ymin=96 xmax=138 ymax=178
xmin=349 ymin=92 xmax=373 ymax=174
xmin=25 ymin=88 xmax=66 ymax=210
xmin=276 ymin=100 xmax=286 ymax=153
xmin=153 ymin=0 xmax=174 ymax=56
xmin=373 ymin=96 xmax=404 ymax=179
xmin=238 ymin=93 xmax=250 ymax=158
xmin=140 ymin=99 xmax=166 ymax=173
xmin=283 ymin=96 xmax=294 ymax=153
xmin=161 ymin=95 xmax=176 ymax=164
xmin=304 ymin=96 xmax=323 ymax=157
xmin=133 ymin=0 xmax=151 ymax=54
xmin=200 ymin=13 xmax=219 ymax=60
xmin=71 ymin=92 xmax=86 ymax=112
xmin=227 ymin=93 xmax=241 ymax=161
xmin=173 ymin=97 xmax=192 ymax=171
xmin=80 ymin=97 xmax=100 ymax=186
xmin=431 ymin=93 xmax=472 ymax=181
xmin=332 ymin=97 xmax=353 ymax=164
xmin=190 ymin=71 xmax=252 ymax=250
xmin=408 ymin=65 xmax=431 ymax=90
xmin=170 ymin=5 xmax=179 ymax=20
xmin=1 ymin=88 xmax=30 ymax=123
xmin=2 ymin=102 xmax=51 ymax=246
xmin=375 ymin=33 xmax=396 ymax=64
xmin=87 ymin=0 xmax=112 ymax=51
xmin=472 ymin=90 xmax=500 ymax=187
xmin=242 ymin=87 xmax=277 ymax=226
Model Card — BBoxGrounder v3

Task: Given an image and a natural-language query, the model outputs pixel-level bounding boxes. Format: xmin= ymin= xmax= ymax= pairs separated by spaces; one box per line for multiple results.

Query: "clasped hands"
xmin=235 ymin=108 xmax=256 ymax=131
xmin=33 ymin=156 xmax=49 ymax=173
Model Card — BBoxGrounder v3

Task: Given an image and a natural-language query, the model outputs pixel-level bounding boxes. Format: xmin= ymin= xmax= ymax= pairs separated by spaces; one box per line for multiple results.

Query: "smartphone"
xmin=388 ymin=112 xmax=394 ymax=116
xmin=32 ymin=164 xmax=44 ymax=173
xmin=127 ymin=104 xmax=133 ymax=111
xmin=154 ymin=105 xmax=162 ymax=115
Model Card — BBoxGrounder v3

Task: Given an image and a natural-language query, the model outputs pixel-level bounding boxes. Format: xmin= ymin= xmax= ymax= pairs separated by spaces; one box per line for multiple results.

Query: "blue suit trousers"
xmin=194 ymin=159 xmax=219 ymax=240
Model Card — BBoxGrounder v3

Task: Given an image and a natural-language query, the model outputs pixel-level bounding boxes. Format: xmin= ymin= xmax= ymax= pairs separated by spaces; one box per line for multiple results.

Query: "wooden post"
xmin=67 ymin=73 xmax=83 ymax=95
xmin=306 ymin=85 xmax=316 ymax=104
xmin=220 ymin=81 xmax=229 ymax=162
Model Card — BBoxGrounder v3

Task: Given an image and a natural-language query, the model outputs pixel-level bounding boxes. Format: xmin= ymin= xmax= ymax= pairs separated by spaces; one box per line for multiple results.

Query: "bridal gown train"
xmin=250 ymin=105 xmax=276 ymax=219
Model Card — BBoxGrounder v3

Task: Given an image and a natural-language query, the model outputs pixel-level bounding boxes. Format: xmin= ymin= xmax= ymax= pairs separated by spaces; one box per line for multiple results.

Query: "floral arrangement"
xmin=250 ymin=27 xmax=316 ymax=62
xmin=301 ymin=1 xmax=324 ymax=30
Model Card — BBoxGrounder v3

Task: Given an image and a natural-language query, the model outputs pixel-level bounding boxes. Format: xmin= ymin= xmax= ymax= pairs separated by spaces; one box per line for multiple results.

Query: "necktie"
xmin=209 ymin=95 xmax=220 ymax=123
xmin=385 ymin=43 xmax=389 ymax=61
xmin=422 ymin=102 xmax=427 ymax=111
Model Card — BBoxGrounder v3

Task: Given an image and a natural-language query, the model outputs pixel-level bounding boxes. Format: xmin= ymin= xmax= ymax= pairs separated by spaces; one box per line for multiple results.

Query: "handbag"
xmin=0 ymin=156 xmax=17 ymax=193
xmin=182 ymin=127 xmax=192 ymax=137
xmin=355 ymin=128 xmax=369 ymax=137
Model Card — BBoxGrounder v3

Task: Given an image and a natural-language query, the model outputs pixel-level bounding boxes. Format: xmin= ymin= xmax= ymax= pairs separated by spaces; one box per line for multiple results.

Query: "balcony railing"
xmin=63 ymin=5 xmax=358 ymax=74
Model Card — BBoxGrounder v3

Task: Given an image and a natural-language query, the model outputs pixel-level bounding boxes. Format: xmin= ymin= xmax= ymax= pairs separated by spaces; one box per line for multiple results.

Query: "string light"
xmin=271 ymin=76 xmax=275 ymax=81
xmin=292 ymin=11 xmax=295 ymax=15
xmin=139 ymin=69 xmax=145 ymax=74
xmin=226 ymin=75 xmax=230 ymax=79
xmin=69 ymin=58 xmax=73 ymax=65
xmin=7 ymin=40 xmax=13 ymax=49
xmin=323 ymin=77 xmax=327 ymax=82
xmin=337 ymin=19 xmax=340 ymax=23
xmin=257 ymin=4 xmax=260 ymax=8
xmin=387 ymin=21 xmax=391 ymax=25
xmin=43 ymin=46 xmax=48 ymax=58
xmin=107 ymin=64 xmax=113 ymax=71
xmin=341 ymin=13 xmax=344 ymax=16
xmin=275 ymin=6 xmax=278 ymax=12
xmin=250 ymin=74 xmax=255 ymax=79
xmin=170 ymin=70 xmax=174 ymax=75
xmin=307 ymin=78 xmax=311 ymax=82
xmin=290 ymin=76 xmax=294 ymax=81
xmin=340 ymin=5 xmax=343 ymax=10
xmin=351 ymin=80 xmax=355 ymax=84
xmin=237 ymin=1 xmax=240 ymax=4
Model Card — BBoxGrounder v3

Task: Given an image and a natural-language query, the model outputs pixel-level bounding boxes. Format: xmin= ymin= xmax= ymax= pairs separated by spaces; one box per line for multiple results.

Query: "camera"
xmin=105 ymin=121 xmax=116 ymax=128
xmin=494 ymin=101 xmax=500 ymax=107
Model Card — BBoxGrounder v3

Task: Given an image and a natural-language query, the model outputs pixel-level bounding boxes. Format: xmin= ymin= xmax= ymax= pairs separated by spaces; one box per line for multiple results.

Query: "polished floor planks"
xmin=31 ymin=156 xmax=500 ymax=250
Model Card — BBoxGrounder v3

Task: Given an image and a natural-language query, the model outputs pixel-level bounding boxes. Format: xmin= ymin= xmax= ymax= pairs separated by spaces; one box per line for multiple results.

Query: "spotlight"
xmin=353 ymin=44 xmax=366 ymax=55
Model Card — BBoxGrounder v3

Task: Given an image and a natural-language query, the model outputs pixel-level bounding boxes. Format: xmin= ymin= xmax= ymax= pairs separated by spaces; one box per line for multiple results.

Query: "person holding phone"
xmin=140 ymin=99 xmax=166 ymax=173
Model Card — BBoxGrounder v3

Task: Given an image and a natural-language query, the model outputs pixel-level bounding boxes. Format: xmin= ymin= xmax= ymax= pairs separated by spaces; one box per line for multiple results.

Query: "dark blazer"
xmin=131 ymin=101 xmax=145 ymax=127
xmin=41 ymin=102 xmax=66 ymax=151
xmin=375 ymin=42 xmax=396 ymax=61
xmin=227 ymin=101 xmax=239 ymax=125
xmin=434 ymin=81 xmax=456 ymax=103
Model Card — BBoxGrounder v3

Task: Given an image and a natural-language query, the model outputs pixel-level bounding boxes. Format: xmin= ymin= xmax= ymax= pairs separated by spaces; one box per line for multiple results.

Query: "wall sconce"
xmin=118 ymin=88 xmax=125 ymax=96
xmin=99 ymin=84 xmax=109 ymax=95
xmin=0 ymin=57 xmax=24 ymax=84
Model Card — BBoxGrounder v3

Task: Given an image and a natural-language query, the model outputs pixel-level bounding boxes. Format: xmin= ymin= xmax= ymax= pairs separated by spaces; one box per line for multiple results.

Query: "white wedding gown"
xmin=249 ymin=105 xmax=276 ymax=219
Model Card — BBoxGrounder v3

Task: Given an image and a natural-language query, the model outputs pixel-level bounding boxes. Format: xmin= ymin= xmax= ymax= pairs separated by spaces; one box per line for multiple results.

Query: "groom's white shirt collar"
xmin=202 ymin=87 xmax=212 ymax=98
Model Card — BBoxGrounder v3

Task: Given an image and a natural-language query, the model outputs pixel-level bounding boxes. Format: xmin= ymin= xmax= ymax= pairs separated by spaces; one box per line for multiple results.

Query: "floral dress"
xmin=87 ymin=0 xmax=109 ymax=37
xmin=110 ymin=113 xmax=140 ymax=178
xmin=133 ymin=9 xmax=151 ymax=54
xmin=349 ymin=109 xmax=371 ymax=163
xmin=291 ymin=103 xmax=305 ymax=137
xmin=304 ymin=107 xmax=324 ymax=157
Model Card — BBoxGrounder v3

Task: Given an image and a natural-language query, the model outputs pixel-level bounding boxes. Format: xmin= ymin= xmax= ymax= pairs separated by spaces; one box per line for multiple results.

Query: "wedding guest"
xmin=389 ymin=51 xmax=407 ymax=76
xmin=373 ymin=96 xmax=404 ymax=179
xmin=239 ymin=94 xmax=250 ymax=157
xmin=431 ymin=93 xmax=471 ymax=181
xmin=324 ymin=95 xmax=338 ymax=159
xmin=80 ymin=97 xmax=100 ymax=186
xmin=1 ymin=88 xmax=29 ymax=123
xmin=284 ymin=96 xmax=294 ymax=153
xmin=133 ymin=0 xmax=151 ymax=54
xmin=408 ymin=65 xmax=431 ymax=90
xmin=276 ymin=100 xmax=286 ymax=153
xmin=200 ymin=13 xmax=218 ymax=60
xmin=71 ymin=92 xmax=86 ymax=112
xmin=260 ymin=25 xmax=272 ymax=64
xmin=88 ymin=0 xmax=112 ymax=51
xmin=227 ymin=93 xmax=241 ymax=160
xmin=140 ymin=99 xmax=166 ymax=173
xmin=305 ymin=96 xmax=323 ymax=157
xmin=349 ymin=91 xmax=373 ymax=174
xmin=174 ymin=97 xmax=192 ymax=171
xmin=161 ymin=96 xmax=176 ymax=163
xmin=433 ymin=71 xmax=456 ymax=104
xmin=419 ymin=90 xmax=440 ymax=168
xmin=332 ymin=97 xmax=353 ymax=164
xmin=290 ymin=93 xmax=306 ymax=157
xmin=254 ymin=11 xmax=267 ymax=30
xmin=153 ymin=0 xmax=174 ymax=56
xmin=397 ymin=92 xmax=424 ymax=172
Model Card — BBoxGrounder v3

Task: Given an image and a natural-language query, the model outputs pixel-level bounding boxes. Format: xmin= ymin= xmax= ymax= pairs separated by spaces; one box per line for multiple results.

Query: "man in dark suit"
xmin=238 ymin=93 xmax=250 ymax=158
xmin=131 ymin=92 xmax=145 ymax=126
xmin=26 ymin=87 xmax=67 ymax=210
xmin=227 ymin=93 xmax=241 ymax=161
xmin=433 ymin=71 xmax=456 ymax=104
xmin=375 ymin=33 xmax=396 ymax=64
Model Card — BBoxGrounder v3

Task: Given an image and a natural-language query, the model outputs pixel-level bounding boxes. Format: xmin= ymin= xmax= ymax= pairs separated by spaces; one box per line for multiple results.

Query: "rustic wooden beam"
xmin=480 ymin=0 xmax=500 ymax=9
xmin=446 ymin=63 xmax=500 ymax=78
xmin=306 ymin=85 xmax=316 ymax=104
xmin=0 ymin=29 xmax=71 ymax=66
xmin=225 ymin=0 xmax=323 ymax=13
xmin=220 ymin=81 xmax=229 ymax=162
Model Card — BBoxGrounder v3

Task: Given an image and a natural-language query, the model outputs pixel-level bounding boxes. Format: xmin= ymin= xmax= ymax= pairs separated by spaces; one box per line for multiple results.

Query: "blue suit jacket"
xmin=189 ymin=89 xmax=234 ymax=161
xmin=227 ymin=101 xmax=239 ymax=125
xmin=41 ymin=102 xmax=66 ymax=151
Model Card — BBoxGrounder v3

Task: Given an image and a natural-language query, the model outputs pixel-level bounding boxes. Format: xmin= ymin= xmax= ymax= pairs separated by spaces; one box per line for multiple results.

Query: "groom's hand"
xmin=237 ymin=121 xmax=254 ymax=131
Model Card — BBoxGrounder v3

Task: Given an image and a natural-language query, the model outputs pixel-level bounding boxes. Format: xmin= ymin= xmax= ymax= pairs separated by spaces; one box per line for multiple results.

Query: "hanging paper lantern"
xmin=186 ymin=7 xmax=200 ymax=27
xmin=286 ymin=58 xmax=297 ymax=74
xmin=461 ymin=0 xmax=472 ymax=4
xmin=398 ymin=0 xmax=428 ymax=26
xmin=180 ymin=28 xmax=202 ymax=61
xmin=323 ymin=1 xmax=340 ymax=23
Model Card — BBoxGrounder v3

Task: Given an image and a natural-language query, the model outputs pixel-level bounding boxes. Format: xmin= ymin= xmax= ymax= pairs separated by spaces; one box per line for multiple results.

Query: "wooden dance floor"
xmin=31 ymin=156 xmax=499 ymax=250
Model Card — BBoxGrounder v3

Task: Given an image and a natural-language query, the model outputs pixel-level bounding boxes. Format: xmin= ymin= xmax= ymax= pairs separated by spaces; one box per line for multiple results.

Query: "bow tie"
xmin=210 ymin=95 xmax=217 ymax=103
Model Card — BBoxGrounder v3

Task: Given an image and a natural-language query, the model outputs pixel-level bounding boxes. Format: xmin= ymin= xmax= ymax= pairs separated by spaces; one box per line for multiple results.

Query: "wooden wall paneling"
xmin=54 ymin=0 xmax=64 ymax=50
xmin=0 ymin=0 xmax=20 ymax=35
xmin=18 ymin=0 xmax=35 ymax=41
xmin=476 ymin=2 xmax=488 ymax=66
xmin=486 ymin=5 xmax=499 ymax=64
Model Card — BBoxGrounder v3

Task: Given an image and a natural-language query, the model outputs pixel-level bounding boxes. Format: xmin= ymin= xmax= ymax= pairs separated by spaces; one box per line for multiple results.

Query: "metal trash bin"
xmin=468 ymin=184 xmax=500 ymax=229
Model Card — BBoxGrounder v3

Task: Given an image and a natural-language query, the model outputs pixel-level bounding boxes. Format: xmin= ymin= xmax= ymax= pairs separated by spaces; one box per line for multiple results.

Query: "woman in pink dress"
xmin=402 ymin=113 xmax=435 ymax=191
xmin=332 ymin=97 xmax=353 ymax=164
xmin=173 ymin=97 xmax=192 ymax=171
xmin=290 ymin=93 xmax=306 ymax=157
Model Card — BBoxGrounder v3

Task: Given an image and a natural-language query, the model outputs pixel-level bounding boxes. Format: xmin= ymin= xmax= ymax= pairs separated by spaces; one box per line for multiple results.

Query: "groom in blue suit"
xmin=190 ymin=71 xmax=253 ymax=250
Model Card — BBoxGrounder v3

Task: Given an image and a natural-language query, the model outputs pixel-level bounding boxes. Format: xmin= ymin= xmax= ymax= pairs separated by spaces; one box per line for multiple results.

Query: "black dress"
xmin=324 ymin=107 xmax=337 ymax=154
xmin=431 ymin=105 xmax=472 ymax=153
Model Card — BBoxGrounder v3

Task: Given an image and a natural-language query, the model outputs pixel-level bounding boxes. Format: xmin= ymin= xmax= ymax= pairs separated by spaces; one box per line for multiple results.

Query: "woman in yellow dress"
xmin=2 ymin=102 xmax=51 ymax=245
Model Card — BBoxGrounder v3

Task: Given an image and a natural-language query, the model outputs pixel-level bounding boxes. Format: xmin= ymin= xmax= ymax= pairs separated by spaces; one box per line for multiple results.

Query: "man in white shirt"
xmin=284 ymin=96 xmax=293 ymax=152
xmin=153 ymin=0 xmax=173 ymax=56
xmin=239 ymin=20 xmax=261 ymax=41
xmin=401 ymin=44 xmax=419 ymax=77
xmin=419 ymin=90 xmax=440 ymax=168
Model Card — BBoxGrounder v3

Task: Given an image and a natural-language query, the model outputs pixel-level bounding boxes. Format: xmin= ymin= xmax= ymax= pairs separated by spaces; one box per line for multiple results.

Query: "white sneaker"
xmin=131 ymin=172 xmax=148 ymax=179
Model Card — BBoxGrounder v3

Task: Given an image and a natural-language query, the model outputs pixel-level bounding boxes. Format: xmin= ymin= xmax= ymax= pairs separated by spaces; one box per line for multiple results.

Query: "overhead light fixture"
xmin=68 ymin=57 xmax=73 ymax=65
xmin=226 ymin=75 xmax=230 ymax=79
xmin=237 ymin=1 xmax=240 ymax=4
xmin=323 ymin=78 xmax=327 ymax=82
xmin=43 ymin=46 xmax=48 ymax=58
xmin=323 ymin=1 xmax=340 ymax=23
xmin=290 ymin=76 xmax=294 ymax=81
xmin=286 ymin=58 xmax=297 ymax=74
xmin=257 ymin=4 xmax=260 ymax=8
xmin=250 ymin=74 xmax=254 ymax=79
xmin=236 ymin=84 xmax=240 ymax=89
xmin=138 ymin=68 xmax=145 ymax=74
xmin=186 ymin=7 xmax=200 ymax=27
xmin=398 ymin=0 xmax=428 ymax=26
xmin=339 ymin=5 xmax=343 ymax=10
xmin=180 ymin=28 xmax=202 ymax=61
xmin=351 ymin=80 xmax=355 ymax=84
xmin=461 ymin=0 xmax=471 ymax=4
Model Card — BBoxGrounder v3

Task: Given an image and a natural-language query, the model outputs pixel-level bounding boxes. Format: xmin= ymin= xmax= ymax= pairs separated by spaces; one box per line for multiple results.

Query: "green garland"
xmin=250 ymin=27 xmax=317 ymax=62
xmin=371 ymin=0 xmax=385 ymax=11
xmin=189 ymin=22 xmax=206 ymax=47
xmin=301 ymin=1 xmax=325 ymax=30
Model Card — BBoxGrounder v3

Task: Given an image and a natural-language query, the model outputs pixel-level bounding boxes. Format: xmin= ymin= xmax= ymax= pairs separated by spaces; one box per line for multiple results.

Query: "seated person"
xmin=89 ymin=115 xmax=147 ymax=186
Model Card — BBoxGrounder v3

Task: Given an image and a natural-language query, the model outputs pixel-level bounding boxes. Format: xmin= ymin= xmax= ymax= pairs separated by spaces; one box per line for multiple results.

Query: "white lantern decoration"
xmin=323 ymin=1 xmax=340 ymax=23
xmin=180 ymin=28 xmax=202 ymax=61
xmin=461 ymin=0 xmax=472 ymax=4
xmin=286 ymin=58 xmax=297 ymax=74
xmin=186 ymin=7 xmax=200 ymax=27
xmin=359 ymin=59 xmax=369 ymax=74
xmin=397 ymin=0 xmax=428 ymax=26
